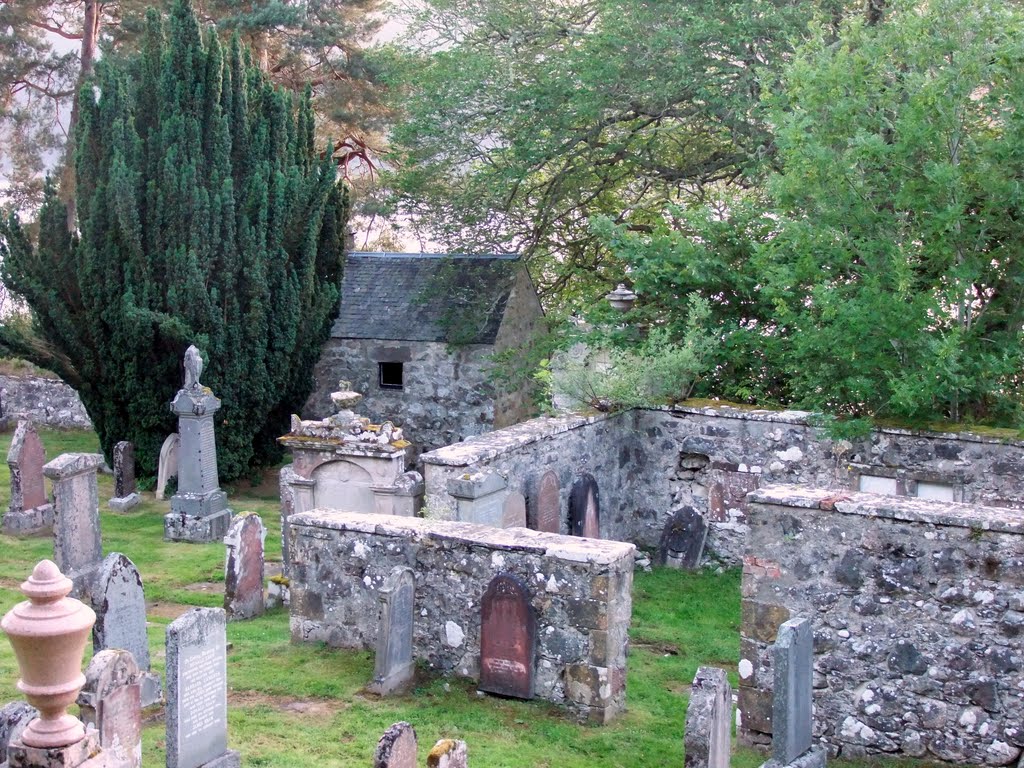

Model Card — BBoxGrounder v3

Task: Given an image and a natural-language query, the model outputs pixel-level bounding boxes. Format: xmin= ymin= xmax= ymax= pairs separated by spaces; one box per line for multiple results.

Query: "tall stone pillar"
xmin=164 ymin=346 xmax=232 ymax=543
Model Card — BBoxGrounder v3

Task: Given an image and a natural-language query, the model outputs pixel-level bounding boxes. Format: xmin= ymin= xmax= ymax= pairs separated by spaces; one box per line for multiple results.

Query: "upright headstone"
xmin=369 ymin=567 xmax=415 ymax=696
xmin=4 ymin=421 xmax=53 ymax=535
xmin=426 ymin=740 xmax=467 ymax=768
xmin=769 ymin=618 xmax=823 ymax=768
xmin=223 ymin=514 xmax=265 ymax=621
xmin=109 ymin=442 xmax=141 ymax=512
xmin=373 ymin=722 xmax=417 ymax=768
xmin=43 ymin=452 xmax=104 ymax=598
xmin=685 ymin=666 xmax=732 ymax=768
xmin=533 ymin=471 xmax=560 ymax=534
xmin=478 ymin=573 xmax=535 ymax=700
xmin=165 ymin=608 xmax=239 ymax=768
xmin=165 ymin=346 xmax=232 ymax=543
xmin=658 ymin=506 xmax=708 ymax=569
xmin=568 ymin=473 xmax=600 ymax=538
xmin=78 ymin=649 xmax=142 ymax=768
xmin=93 ymin=553 xmax=162 ymax=706
xmin=501 ymin=492 xmax=526 ymax=528
xmin=447 ymin=472 xmax=507 ymax=527
xmin=156 ymin=434 xmax=180 ymax=500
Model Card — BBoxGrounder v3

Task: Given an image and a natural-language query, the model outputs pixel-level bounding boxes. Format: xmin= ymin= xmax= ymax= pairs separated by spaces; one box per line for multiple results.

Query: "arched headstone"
xmin=568 ymin=473 xmax=600 ymax=539
xmin=658 ymin=506 xmax=708 ymax=569
xmin=155 ymin=433 xmax=179 ymax=500
xmin=94 ymin=553 xmax=150 ymax=670
xmin=224 ymin=513 xmax=266 ymax=620
xmin=374 ymin=722 xmax=417 ymax=768
xmin=479 ymin=573 xmax=535 ymax=699
xmin=532 ymin=471 xmax=560 ymax=534
xmin=501 ymin=491 xmax=526 ymax=528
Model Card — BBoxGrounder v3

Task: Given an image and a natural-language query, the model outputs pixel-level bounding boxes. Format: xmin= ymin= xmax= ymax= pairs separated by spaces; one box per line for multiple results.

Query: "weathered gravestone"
xmin=568 ymin=473 xmax=600 ymax=538
xmin=658 ymin=506 xmax=708 ymax=569
xmin=501 ymin=491 xmax=526 ymax=528
xmin=165 ymin=347 xmax=232 ymax=543
xmin=166 ymin=608 xmax=239 ymax=768
xmin=760 ymin=617 xmax=825 ymax=768
xmin=223 ymin=513 xmax=265 ymax=620
xmin=478 ymin=573 xmax=535 ymax=700
xmin=156 ymin=433 xmax=180 ymax=501
xmin=0 ymin=702 xmax=37 ymax=760
xmin=685 ymin=666 xmax=732 ymax=768
xmin=93 ymin=553 xmax=162 ymax=706
xmin=369 ymin=567 xmax=415 ymax=696
xmin=78 ymin=649 xmax=142 ymax=768
xmin=447 ymin=472 xmax=507 ymax=527
xmin=109 ymin=442 xmax=141 ymax=512
xmin=532 ymin=470 xmax=560 ymax=534
xmin=373 ymin=722 xmax=417 ymax=768
xmin=44 ymin=452 xmax=104 ymax=598
xmin=4 ymin=421 xmax=53 ymax=535
xmin=427 ymin=739 xmax=467 ymax=768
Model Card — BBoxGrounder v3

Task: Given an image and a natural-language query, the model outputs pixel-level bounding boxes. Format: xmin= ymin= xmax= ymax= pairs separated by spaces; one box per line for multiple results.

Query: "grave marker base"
xmin=7 ymin=730 xmax=98 ymax=768
xmin=195 ymin=749 xmax=240 ymax=768
xmin=163 ymin=508 xmax=231 ymax=543
xmin=368 ymin=661 xmax=415 ymax=696
xmin=1 ymin=504 xmax=53 ymax=536
xmin=107 ymin=494 xmax=141 ymax=513
xmin=759 ymin=745 xmax=827 ymax=768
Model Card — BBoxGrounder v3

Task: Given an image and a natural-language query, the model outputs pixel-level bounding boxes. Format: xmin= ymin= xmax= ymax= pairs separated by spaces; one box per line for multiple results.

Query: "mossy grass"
xmin=0 ymin=428 xmax=946 ymax=767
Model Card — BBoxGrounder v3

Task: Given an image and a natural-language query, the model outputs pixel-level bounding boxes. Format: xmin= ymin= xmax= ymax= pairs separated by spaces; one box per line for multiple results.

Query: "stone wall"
xmin=739 ymin=485 xmax=1024 ymax=765
xmin=288 ymin=510 xmax=634 ymax=722
xmin=0 ymin=374 xmax=91 ymax=429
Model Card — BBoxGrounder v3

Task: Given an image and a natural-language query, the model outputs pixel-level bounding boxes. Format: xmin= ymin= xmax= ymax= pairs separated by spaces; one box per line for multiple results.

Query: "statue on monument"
xmin=184 ymin=345 xmax=204 ymax=390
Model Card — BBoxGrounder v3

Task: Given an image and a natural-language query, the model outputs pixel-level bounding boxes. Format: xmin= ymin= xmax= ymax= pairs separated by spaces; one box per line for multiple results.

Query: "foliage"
xmin=550 ymin=296 xmax=714 ymax=412
xmin=0 ymin=0 xmax=348 ymax=480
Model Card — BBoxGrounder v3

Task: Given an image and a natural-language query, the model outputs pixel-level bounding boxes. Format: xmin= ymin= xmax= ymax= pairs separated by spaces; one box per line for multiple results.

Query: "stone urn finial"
xmin=1 ymin=560 xmax=96 ymax=748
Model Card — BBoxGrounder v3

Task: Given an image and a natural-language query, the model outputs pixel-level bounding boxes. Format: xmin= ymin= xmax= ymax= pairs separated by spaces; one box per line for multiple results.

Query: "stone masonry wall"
xmin=288 ymin=509 xmax=635 ymax=722
xmin=0 ymin=374 xmax=91 ymax=429
xmin=740 ymin=485 xmax=1024 ymax=765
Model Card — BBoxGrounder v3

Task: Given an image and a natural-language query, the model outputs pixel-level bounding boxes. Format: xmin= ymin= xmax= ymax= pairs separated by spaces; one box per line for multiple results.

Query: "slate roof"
xmin=332 ymin=252 xmax=523 ymax=343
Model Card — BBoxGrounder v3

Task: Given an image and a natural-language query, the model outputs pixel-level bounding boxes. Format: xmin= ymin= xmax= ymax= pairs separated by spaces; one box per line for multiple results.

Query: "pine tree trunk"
xmin=61 ymin=0 xmax=101 ymax=232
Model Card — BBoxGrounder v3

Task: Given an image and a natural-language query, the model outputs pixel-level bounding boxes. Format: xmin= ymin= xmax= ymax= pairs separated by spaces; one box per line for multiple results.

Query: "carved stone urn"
xmin=1 ymin=560 xmax=96 ymax=748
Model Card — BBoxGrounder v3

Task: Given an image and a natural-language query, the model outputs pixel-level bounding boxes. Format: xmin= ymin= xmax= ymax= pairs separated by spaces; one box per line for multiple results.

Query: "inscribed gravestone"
xmin=658 ymin=506 xmax=708 ymax=569
xmin=156 ymin=433 xmax=179 ymax=500
xmin=110 ymin=441 xmax=141 ymax=512
xmin=501 ymin=491 xmax=526 ymax=528
xmin=369 ymin=567 xmax=415 ymax=696
xmin=373 ymin=722 xmax=417 ymax=768
xmin=223 ymin=513 xmax=265 ymax=620
xmin=568 ymin=473 xmax=600 ymax=538
xmin=5 ymin=420 xmax=53 ymax=535
xmin=78 ymin=649 xmax=142 ymax=768
xmin=44 ymin=452 xmax=104 ymax=597
xmin=447 ymin=472 xmax=506 ymax=527
xmin=479 ymin=573 xmax=535 ymax=700
xmin=685 ymin=666 xmax=731 ymax=768
xmin=166 ymin=608 xmax=239 ymax=768
xmin=533 ymin=471 xmax=560 ymax=534
xmin=427 ymin=740 xmax=467 ymax=768
xmin=772 ymin=617 xmax=813 ymax=765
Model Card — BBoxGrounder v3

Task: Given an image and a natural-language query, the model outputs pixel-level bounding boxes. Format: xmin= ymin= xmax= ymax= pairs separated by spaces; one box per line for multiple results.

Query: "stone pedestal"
xmin=7 ymin=729 xmax=99 ymax=768
xmin=447 ymin=472 xmax=508 ymax=527
xmin=165 ymin=350 xmax=231 ymax=543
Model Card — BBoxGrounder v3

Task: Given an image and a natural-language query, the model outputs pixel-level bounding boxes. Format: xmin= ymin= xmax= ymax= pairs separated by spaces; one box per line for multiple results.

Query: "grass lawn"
xmin=0 ymin=428 xmax=942 ymax=767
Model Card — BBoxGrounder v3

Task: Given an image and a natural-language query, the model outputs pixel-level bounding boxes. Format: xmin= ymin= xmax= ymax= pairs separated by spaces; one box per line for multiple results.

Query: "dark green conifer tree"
xmin=0 ymin=0 xmax=347 ymax=481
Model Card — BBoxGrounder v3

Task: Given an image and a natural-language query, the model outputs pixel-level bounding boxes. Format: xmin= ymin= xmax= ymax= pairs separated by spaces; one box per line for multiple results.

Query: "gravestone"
xmin=0 ymin=702 xmax=37 ymax=759
xmin=501 ymin=491 xmax=526 ymax=528
xmin=426 ymin=739 xmax=467 ymax=768
xmin=447 ymin=472 xmax=507 ymax=527
xmin=109 ymin=442 xmax=141 ymax=512
xmin=223 ymin=513 xmax=266 ymax=620
xmin=369 ymin=567 xmax=415 ymax=696
xmin=479 ymin=573 xmax=535 ymax=700
xmin=44 ymin=452 xmax=104 ymax=598
xmin=78 ymin=649 xmax=143 ymax=768
xmin=93 ymin=553 xmax=162 ymax=706
xmin=568 ymin=473 xmax=600 ymax=538
xmin=156 ymin=433 xmax=180 ymax=500
xmin=4 ymin=420 xmax=53 ymax=535
xmin=657 ymin=506 xmax=708 ymax=569
xmin=165 ymin=346 xmax=233 ymax=543
xmin=533 ymin=471 xmax=560 ymax=534
xmin=685 ymin=666 xmax=732 ymax=768
xmin=166 ymin=608 xmax=239 ymax=768
xmin=373 ymin=722 xmax=417 ymax=768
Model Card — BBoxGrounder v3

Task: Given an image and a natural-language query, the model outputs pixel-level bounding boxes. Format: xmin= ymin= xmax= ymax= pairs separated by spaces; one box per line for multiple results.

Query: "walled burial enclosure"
xmin=288 ymin=510 xmax=634 ymax=723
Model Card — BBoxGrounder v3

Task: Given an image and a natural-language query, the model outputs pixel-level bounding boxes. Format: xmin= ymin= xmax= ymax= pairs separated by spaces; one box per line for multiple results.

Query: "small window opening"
xmin=379 ymin=362 xmax=404 ymax=390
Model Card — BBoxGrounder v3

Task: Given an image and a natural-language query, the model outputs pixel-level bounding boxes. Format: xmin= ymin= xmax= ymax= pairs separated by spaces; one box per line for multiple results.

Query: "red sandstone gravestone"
xmin=224 ymin=513 xmax=266 ymax=620
xmin=479 ymin=573 xmax=535 ymax=699
xmin=534 ymin=471 xmax=560 ymax=534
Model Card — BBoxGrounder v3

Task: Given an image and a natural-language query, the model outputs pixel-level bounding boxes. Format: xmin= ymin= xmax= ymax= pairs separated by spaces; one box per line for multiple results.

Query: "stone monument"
xmin=478 ymin=573 xmax=535 ymax=700
xmin=156 ymin=433 xmax=179 ymax=500
xmin=685 ymin=666 xmax=732 ymax=768
xmin=223 ymin=513 xmax=265 ymax=620
xmin=658 ymin=506 xmax=708 ymax=569
xmin=109 ymin=442 xmax=141 ymax=512
xmin=78 ymin=649 xmax=143 ymax=768
xmin=568 ymin=473 xmax=600 ymax=538
xmin=165 ymin=608 xmax=239 ymax=768
xmin=4 ymin=421 xmax=53 ymax=535
xmin=44 ymin=453 xmax=105 ymax=599
xmin=165 ymin=346 xmax=232 ymax=543
xmin=368 ymin=567 xmax=415 ymax=696
xmin=374 ymin=722 xmax=417 ymax=768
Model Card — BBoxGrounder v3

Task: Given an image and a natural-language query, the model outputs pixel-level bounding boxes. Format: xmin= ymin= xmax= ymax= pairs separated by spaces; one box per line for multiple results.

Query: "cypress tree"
xmin=0 ymin=0 xmax=347 ymax=481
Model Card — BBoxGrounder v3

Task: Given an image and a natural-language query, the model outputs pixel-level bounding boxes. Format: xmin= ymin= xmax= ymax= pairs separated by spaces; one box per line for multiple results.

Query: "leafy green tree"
xmin=0 ymin=0 xmax=348 ymax=480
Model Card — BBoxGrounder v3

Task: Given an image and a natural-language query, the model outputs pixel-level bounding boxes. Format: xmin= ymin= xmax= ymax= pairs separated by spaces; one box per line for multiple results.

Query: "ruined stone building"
xmin=305 ymin=252 xmax=544 ymax=461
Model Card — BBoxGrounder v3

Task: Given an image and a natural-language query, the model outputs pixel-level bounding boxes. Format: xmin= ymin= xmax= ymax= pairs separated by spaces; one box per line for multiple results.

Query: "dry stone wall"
xmin=0 ymin=375 xmax=91 ymax=429
xmin=288 ymin=510 xmax=634 ymax=723
xmin=740 ymin=485 xmax=1024 ymax=765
